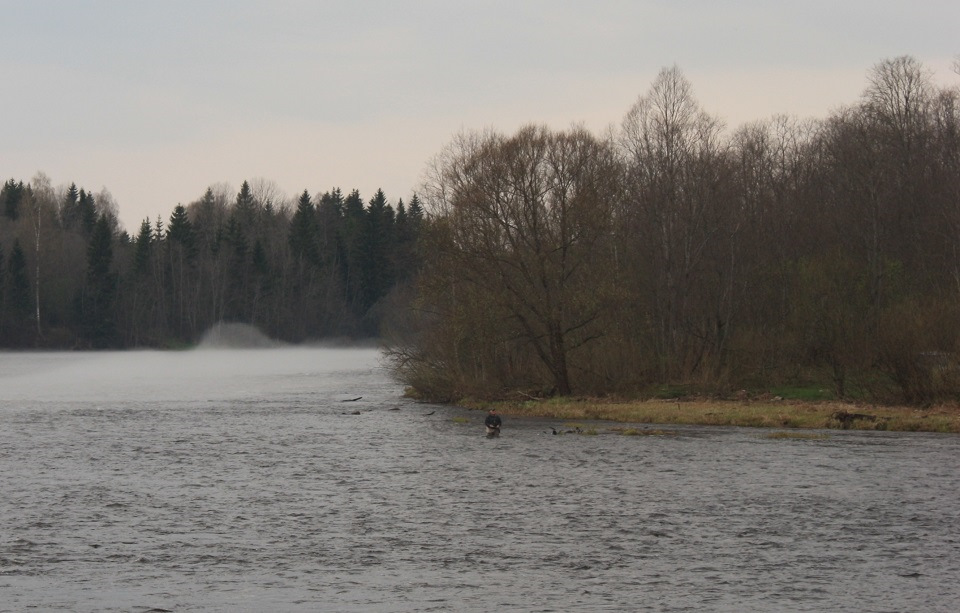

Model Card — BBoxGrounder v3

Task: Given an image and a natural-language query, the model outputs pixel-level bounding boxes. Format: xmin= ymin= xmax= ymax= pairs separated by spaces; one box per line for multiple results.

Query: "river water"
xmin=1 ymin=348 xmax=958 ymax=612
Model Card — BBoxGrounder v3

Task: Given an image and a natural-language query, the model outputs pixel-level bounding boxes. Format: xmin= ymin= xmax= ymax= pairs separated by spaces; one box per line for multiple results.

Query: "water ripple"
xmin=2 ymin=349 xmax=959 ymax=611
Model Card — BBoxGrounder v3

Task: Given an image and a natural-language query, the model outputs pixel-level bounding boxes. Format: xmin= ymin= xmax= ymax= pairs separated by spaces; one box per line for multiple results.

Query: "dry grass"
xmin=462 ymin=397 xmax=960 ymax=433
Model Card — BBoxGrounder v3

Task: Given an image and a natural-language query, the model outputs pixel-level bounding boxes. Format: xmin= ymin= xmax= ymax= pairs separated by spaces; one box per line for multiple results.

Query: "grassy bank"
xmin=460 ymin=396 xmax=960 ymax=434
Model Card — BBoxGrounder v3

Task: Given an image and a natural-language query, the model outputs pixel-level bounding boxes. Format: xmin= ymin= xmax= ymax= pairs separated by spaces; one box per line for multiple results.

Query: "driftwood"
xmin=831 ymin=409 xmax=877 ymax=428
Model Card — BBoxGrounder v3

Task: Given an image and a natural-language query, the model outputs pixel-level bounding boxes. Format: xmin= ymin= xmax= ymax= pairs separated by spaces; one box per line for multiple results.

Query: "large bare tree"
xmin=617 ymin=66 xmax=729 ymax=377
xmin=416 ymin=124 xmax=622 ymax=396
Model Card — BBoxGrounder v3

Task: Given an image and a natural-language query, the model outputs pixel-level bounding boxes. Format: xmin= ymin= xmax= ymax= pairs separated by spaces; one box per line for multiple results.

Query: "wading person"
xmin=484 ymin=409 xmax=502 ymax=437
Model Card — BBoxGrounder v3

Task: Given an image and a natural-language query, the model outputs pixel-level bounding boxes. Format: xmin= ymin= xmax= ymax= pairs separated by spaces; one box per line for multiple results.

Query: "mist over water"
xmin=0 ymin=340 xmax=378 ymax=406
xmin=2 ymin=347 xmax=960 ymax=612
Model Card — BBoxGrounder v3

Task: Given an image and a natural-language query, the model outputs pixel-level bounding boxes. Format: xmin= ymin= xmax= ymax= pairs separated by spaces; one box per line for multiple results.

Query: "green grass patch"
xmin=768 ymin=386 xmax=835 ymax=401
xmin=451 ymin=416 xmax=470 ymax=424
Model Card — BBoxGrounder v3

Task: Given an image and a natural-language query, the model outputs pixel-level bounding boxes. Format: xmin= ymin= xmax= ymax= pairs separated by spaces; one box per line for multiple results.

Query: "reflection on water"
xmin=1 ymin=349 xmax=959 ymax=612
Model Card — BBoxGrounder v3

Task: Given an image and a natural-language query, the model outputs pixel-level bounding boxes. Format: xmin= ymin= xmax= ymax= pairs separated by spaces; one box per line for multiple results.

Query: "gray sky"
xmin=2 ymin=0 xmax=957 ymax=232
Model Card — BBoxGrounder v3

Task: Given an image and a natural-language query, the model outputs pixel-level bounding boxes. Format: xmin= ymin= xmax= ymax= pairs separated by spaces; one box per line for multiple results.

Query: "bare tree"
xmin=28 ymin=172 xmax=58 ymax=339
xmin=412 ymin=124 xmax=622 ymax=396
xmin=617 ymin=65 xmax=728 ymax=377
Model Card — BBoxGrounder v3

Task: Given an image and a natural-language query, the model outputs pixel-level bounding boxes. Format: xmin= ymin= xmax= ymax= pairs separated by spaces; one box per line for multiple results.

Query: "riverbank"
xmin=461 ymin=396 xmax=960 ymax=434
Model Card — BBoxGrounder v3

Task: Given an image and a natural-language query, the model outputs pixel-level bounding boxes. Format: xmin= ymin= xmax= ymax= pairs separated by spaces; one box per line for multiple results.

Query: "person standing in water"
xmin=484 ymin=409 xmax=502 ymax=437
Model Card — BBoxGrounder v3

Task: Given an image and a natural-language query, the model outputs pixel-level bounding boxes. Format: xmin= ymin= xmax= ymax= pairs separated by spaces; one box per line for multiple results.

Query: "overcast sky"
xmin=2 ymin=0 xmax=957 ymax=232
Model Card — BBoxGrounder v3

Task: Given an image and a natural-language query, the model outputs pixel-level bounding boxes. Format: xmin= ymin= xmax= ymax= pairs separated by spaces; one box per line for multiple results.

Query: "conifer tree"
xmin=407 ymin=193 xmax=424 ymax=227
xmin=250 ymin=238 xmax=271 ymax=324
xmin=134 ymin=219 xmax=153 ymax=276
xmin=78 ymin=189 xmax=97 ymax=236
xmin=166 ymin=204 xmax=197 ymax=339
xmin=6 ymin=240 xmax=32 ymax=345
xmin=1 ymin=179 xmax=25 ymax=220
xmin=288 ymin=189 xmax=319 ymax=264
xmin=340 ymin=189 xmax=366 ymax=309
xmin=317 ymin=188 xmax=344 ymax=266
xmin=167 ymin=205 xmax=196 ymax=254
xmin=62 ymin=182 xmax=80 ymax=229
xmin=393 ymin=198 xmax=421 ymax=281
xmin=81 ymin=214 xmax=117 ymax=346
xmin=224 ymin=215 xmax=250 ymax=320
xmin=235 ymin=180 xmax=256 ymax=231
xmin=360 ymin=188 xmax=396 ymax=313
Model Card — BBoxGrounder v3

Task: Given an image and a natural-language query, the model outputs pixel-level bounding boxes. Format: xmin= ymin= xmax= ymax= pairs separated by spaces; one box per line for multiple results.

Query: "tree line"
xmin=3 ymin=55 xmax=957 ymax=405
xmin=0 ymin=177 xmax=423 ymax=348
xmin=386 ymin=56 xmax=960 ymax=405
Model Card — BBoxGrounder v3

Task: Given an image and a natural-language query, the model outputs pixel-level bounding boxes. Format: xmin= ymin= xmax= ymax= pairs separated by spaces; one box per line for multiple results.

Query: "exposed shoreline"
xmin=461 ymin=397 xmax=960 ymax=434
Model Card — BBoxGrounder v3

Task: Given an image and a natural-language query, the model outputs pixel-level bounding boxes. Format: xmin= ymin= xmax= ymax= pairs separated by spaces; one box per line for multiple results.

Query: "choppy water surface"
xmin=1 ymin=349 xmax=959 ymax=612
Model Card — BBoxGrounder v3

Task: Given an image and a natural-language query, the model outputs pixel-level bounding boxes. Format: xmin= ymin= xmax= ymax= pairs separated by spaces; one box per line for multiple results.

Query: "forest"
xmin=386 ymin=56 xmax=960 ymax=406
xmin=2 ymin=56 xmax=959 ymax=405
xmin=0 ymin=178 xmax=423 ymax=348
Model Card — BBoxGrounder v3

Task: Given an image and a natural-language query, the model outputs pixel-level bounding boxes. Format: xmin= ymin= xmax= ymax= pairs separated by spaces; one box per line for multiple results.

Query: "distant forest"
xmin=2 ymin=56 xmax=959 ymax=405
xmin=0 ymin=178 xmax=423 ymax=348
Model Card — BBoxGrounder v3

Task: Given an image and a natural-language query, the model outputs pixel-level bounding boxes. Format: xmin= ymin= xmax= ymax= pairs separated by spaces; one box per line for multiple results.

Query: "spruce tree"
xmin=288 ymin=189 xmax=319 ymax=264
xmin=235 ymin=180 xmax=256 ymax=231
xmin=2 ymin=179 xmax=25 ymax=220
xmin=360 ymin=189 xmax=396 ymax=313
xmin=81 ymin=214 xmax=117 ymax=347
xmin=407 ymin=193 xmax=424 ymax=228
xmin=6 ymin=240 xmax=32 ymax=345
xmin=317 ymin=188 xmax=344 ymax=266
xmin=340 ymin=189 xmax=366 ymax=309
xmin=225 ymin=215 xmax=249 ymax=320
xmin=167 ymin=205 xmax=196 ymax=255
xmin=134 ymin=219 xmax=153 ymax=276
xmin=62 ymin=182 xmax=80 ymax=229
xmin=166 ymin=204 xmax=197 ymax=341
xmin=78 ymin=189 xmax=97 ymax=236
xmin=393 ymin=198 xmax=420 ymax=281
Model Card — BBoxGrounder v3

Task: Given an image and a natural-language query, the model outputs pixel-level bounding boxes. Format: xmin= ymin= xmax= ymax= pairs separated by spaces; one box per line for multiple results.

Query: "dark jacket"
xmin=485 ymin=413 xmax=502 ymax=428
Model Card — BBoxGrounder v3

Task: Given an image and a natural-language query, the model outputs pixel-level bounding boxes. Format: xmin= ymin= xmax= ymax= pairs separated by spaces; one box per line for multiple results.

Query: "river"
xmin=1 ymin=348 xmax=958 ymax=612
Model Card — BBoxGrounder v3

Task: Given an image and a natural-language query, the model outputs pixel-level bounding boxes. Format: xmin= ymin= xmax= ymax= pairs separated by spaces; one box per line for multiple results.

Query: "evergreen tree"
xmin=317 ymin=188 xmax=344 ymax=266
xmin=1 ymin=179 xmax=25 ymax=220
xmin=78 ymin=188 xmax=97 ymax=236
xmin=166 ymin=204 xmax=197 ymax=339
xmin=167 ymin=204 xmax=196 ymax=255
xmin=6 ymin=240 xmax=32 ymax=345
xmin=393 ymin=198 xmax=421 ymax=281
xmin=224 ymin=215 xmax=249 ymax=320
xmin=360 ymin=188 xmax=396 ymax=313
xmin=340 ymin=189 xmax=367 ymax=309
xmin=192 ymin=187 xmax=224 ymax=255
xmin=81 ymin=214 xmax=117 ymax=347
xmin=62 ymin=182 xmax=80 ymax=229
xmin=407 ymin=193 xmax=424 ymax=227
xmin=249 ymin=238 xmax=271 ymax=326
xmin=320 ymin=187 xmax=344 ymax=217
xmin=235 ymin=180 xmax=257 ymax=231
xmin=288 ymin=189 xmax=319 ymax=264
xmin=133 ymin=219 xmax=153 ymax=276
xmin=395 ymin=198 xmax=407 ymax=227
